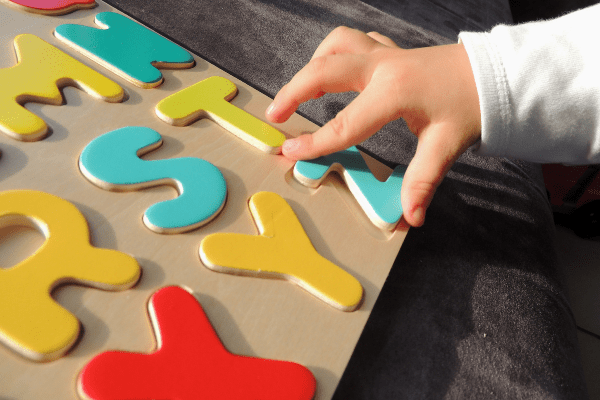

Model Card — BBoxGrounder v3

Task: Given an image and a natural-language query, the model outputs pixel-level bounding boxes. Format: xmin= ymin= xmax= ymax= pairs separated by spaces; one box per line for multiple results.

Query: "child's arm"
xmin=268 ymin=3 xmax=600 ymax=228
xmin=266 ymin=27 xmax=481 ymax=227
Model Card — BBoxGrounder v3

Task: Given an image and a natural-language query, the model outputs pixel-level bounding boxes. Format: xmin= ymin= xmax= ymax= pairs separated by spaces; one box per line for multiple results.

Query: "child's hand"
xmin=266 ymin=27 xmax=481 ymax=227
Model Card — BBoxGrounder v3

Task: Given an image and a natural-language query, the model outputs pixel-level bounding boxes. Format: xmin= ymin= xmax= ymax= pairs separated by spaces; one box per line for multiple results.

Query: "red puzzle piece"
xmin=2 ymin=0 xmax=96 ymax=15
xmin=78 ymin=286 xmax=316 ymax=400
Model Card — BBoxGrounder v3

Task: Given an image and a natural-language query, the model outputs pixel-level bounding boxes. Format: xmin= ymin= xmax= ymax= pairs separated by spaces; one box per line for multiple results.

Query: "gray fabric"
xmin=103 ymin=0 xmax=588 ymax=398
xmin=336 ymin=154 xmax=585 ymax=399
xmin=509 ymin=0 xmax=600 ymax=23
xmin=361 ymin=0 xmax=513 ymax=40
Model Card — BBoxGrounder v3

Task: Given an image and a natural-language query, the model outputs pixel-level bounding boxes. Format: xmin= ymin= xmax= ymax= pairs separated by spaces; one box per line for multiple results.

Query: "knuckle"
xmin=328 ymin=112 xmax=351 ymax=142
xmin=308 ymin=56 xmax=328 ymax=76
xmin=331 ymin=26 xmax=352 ymax=38
xmin=367 ymin=31 xmax=384 ymax=41
xmin=327 ymin=26 xmax=359 ymax=46
xmin=406 ymin=180 xmax=437 ymax=206
xmin=305 ymin=57 xmax=332 ymax=93
xmin=409 ymin=179 xmax=437 ymax=194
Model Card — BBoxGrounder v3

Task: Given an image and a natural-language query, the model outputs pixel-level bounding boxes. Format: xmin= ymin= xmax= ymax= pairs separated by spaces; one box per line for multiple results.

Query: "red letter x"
xmin=78 ymin=286 xmax=316 ymax=399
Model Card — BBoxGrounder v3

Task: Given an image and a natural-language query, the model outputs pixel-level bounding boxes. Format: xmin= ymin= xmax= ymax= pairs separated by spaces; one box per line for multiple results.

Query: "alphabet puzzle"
xmin=0 ymin=0 xmax=96 ymax=15
xmin=156 ymin=76 xmax=286 ymax=153
xmin=0 ymin=3 xmax=408 ymax=398
xmin=54 ymin=12 xmax=194 ymax=88
xmin=0 ymin=190 xmax=140 ymax=361
xmin=77 ymin=286 xmax=316 ymax=400
xmin=294 ymin=146 xmax=406 ymax=230
xmin=0 ymin=34 xmax=123 ymax=141
xmin=200 ymin=191 xmax=364 ymax=311
xmin=79 ymin=126 xmax=227 ymax=234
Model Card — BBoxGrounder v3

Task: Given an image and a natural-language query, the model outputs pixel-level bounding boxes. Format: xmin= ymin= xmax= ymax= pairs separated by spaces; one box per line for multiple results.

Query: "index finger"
xmin=267 ymin=53 xmax=371 ymax=123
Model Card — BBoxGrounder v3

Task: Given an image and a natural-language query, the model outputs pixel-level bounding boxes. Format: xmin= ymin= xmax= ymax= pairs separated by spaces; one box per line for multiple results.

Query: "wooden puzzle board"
xmin=0 ymin=1 xmax=407 ymax=398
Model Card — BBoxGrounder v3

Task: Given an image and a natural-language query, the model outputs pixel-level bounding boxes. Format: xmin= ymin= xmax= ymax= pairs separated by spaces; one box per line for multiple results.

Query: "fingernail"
xmin=266 ymin=102 xmax=276 ymax=116
xmin=283 ymin=139 xmax=300 ymax=154
xmin=411 ymin=205 xmax=425 ymax=227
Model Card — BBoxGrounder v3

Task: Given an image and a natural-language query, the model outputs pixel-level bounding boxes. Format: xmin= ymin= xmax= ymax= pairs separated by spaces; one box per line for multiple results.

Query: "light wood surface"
xmin=0 ymin=2 xmax=407 ymax=398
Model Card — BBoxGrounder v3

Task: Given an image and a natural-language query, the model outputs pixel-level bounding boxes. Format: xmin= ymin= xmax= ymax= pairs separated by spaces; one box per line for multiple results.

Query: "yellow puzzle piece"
xmin=155 ymin=76 xmax=286 ymax=153
xmin=0 ymin=34 xmax=124 ymax=141
xmin=199 ymin=191 xmax=364 ymax=311
xmin=0 ymin=190 xmax=140 ymax=361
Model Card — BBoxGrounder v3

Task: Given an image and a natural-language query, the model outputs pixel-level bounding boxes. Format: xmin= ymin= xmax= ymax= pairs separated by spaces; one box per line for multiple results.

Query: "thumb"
xmin=401 ymin=124 xmax=466 ymax=227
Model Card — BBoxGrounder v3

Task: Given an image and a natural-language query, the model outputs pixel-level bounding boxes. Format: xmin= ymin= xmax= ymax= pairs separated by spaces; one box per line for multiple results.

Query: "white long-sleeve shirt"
xmin=459 ymin=4 xmax=600 ymax=164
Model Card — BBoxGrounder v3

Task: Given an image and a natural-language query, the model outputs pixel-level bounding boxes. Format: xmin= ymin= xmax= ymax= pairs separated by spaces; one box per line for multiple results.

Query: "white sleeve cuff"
xmin=459 ymin=31 xmax=512 ymax=158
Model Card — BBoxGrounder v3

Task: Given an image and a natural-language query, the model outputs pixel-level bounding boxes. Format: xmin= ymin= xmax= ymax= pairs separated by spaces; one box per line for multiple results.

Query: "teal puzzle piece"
xmin=54 ymin=12 xmax=194 ymax=88
xmin=293 ymin=146 xmax=406 ymax=230
xmin=79 ymin=126 xmax=227 ymax=233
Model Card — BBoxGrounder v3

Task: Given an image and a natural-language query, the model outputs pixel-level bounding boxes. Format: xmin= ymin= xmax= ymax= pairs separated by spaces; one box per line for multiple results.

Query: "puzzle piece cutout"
xmin=0 ymin=0 xmax=96 ymax=15
xmin=155 ymin=76 xmax=286 ymax=153
xmin=294 ymin=146 xmax=406 ymax=230
xmin=54 ymin=12 xmax=195 ymax=88
xmin=0 ymin=190 xmax=140 ymax=361
xmin=0 ymin=34 xmax=124 ymax=141
xmin=79 ymin=126 xmax=227 ymax=234
xmin=77 ymin=286 xmax=317 ymax=400
xmin=200 ymin=191 xmax=363 ymax=311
